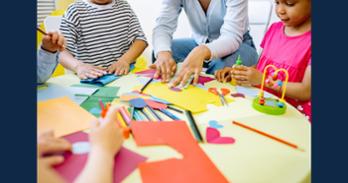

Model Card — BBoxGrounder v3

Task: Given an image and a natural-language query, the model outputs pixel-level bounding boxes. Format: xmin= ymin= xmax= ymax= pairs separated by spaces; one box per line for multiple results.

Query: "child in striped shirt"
xmin=59 ymin=0 xmax=148 ymax=79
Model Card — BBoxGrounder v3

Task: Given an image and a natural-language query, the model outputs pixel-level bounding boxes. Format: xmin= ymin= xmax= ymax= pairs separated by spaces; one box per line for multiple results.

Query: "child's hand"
xmin=41 ymin=31 xmax=66 ymax=53
xmin=38 ymin=130 xmax=72 ymax=156
xmin=89 ymin=106 xmax=124 ymax=157
xmin=37 ymin=130 xmax=72 ymax=167
xmin=215 ymin=67 xmax=233 ymax=83
xmin=75 ymin=63 xmax=107 ymax=79
xmin=107 ymin=60 xmax=130 ymax=76
xmin=231 ymin=65 xmax=263 ymax=86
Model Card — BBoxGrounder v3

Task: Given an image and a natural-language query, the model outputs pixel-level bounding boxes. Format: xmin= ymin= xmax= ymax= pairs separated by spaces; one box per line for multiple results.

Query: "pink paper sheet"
xmin=206 ymin=127 xmax=236 ymax=144
xmin=54 ymin=132 xmax=147 ymax=183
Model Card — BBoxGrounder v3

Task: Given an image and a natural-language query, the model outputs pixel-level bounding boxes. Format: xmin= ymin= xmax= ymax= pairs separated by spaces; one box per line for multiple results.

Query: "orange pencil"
xmin=232 ymin=121 xmax=304 ymax=151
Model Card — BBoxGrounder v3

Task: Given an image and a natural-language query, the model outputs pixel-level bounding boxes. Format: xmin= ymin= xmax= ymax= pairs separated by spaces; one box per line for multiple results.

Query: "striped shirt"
xmin=60 ymin=0 xmax=147 ymax=67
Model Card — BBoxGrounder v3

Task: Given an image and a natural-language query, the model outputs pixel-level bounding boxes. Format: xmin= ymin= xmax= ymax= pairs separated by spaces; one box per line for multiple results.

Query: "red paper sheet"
xmin=54 ymin=132 xmax=147 ymax=183
xmin=131 ymin=121 xmax=228 ymax=183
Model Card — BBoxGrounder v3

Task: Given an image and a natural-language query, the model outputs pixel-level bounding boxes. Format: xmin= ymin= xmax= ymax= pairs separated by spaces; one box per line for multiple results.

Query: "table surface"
xmin=38 ymin=73 xmax=311 ymax=183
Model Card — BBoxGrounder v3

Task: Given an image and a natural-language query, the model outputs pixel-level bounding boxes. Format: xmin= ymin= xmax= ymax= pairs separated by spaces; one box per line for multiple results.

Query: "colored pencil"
xmin=119 ymin=106 xmax=131 ymax=125
xmin=167 ymin=105 xmax=183 ymax=114
xmin=146 ymin=106 xmax=163 ymax=121
xmin=185 ymin=110 xmax=203 ymax=143
xmin=159 ymin=109 xmax=180 ymax=120
xmin=116 ymin=111 xmax=128 ymax=128
xmin=232 ymin=121 xmax=304 ymax=151
xmin=37 ymin=27 xmax=47 ymax=35
xmin=140 ymin=78 xmax=153 ymax=93
xmin=140 ymin=109 xmax=151 ymax=121
xmin=133 ymin=110 xmax=142 ymax=121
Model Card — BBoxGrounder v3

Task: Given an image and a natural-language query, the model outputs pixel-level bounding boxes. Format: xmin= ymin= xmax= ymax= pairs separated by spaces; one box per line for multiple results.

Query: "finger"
xmin=149 ymin=64 xmax=156 ymax=69
xmin=170 ymin=72 xmax=183 ymax=87
xmin=160 ymin=63 xmax=167 ymax=82
xmin=107 ymin=66 xmax=116 ymax=74
xmin=170 ymin=62 xmax=177 ymax=77
xmin=39 ymin=140 xmax=71 ymax=154
xmin=92 ymin=68 xmax=106 ymax=76
xmin=192 ymin=69 xmax=200 ymax=85
xmin=42 ymin=156 xmax=64 ymax=166
xmin=51 ymin=32 xmax=59 ymax=44
xmin=85 ymin=72 xmax=99 ymax=79
xmin=215 ymin=70 xmax=221 ymax=81
xmin=123 ymin=67 xmax=129 ymax=75
xmin=165 ymin=62 xmax=172 ymax=82
xmin=236 ymin=80 xmax=250 ymax=86
xmin=234 ymin=65 xmax=248 ymax=71
xmin=180 ymin=70 xmax=193 ymax=87
xmin=57 ymin=35 xmax=65 ymax=49
xmin=154 ymin=64 xmax=161 ymax=79
xmin=223 ymin=74 xmax=232 ymax=83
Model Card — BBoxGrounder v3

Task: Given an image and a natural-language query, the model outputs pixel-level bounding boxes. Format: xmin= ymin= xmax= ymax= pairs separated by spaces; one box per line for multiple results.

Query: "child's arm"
xmin=273 ymin=66 xmax=311 ymax=101
xmin=74 ymin=107 xmax=124 ymax=183
xmin=107 ymin=39 xmax=148 ymax=75
xmin=59 ymin=51 xmax=107 ymax=79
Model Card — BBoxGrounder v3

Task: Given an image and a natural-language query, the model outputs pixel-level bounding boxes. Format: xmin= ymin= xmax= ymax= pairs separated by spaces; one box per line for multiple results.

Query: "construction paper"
xmin=141 ymin=82 xmax=225 ymax=113
xmin=38 ymin=97 xmax=96 ymax=137
xmin=130 ymin=121 xmax=228 ymax=183
xmin=81 ymin=74 xmax=120 ymax=86
xmin=135 ymin=69 xmax=157 ymax=78
xmin=145 ymin=99 xmax=167 ymax=110
xmin=231 ymin=93 xmax=246 ymax=98
xmin=38 ymin=83 xmax=88 ymax=105
xmin=72 ymin=142 xmax=90 ymax=154
xmin=54 ymin=132 xmax=147 ymax=183
xmin=206 ymin=127 xmax=235 ymax=144
xmin=69 ymin=86 xmax=98 ymax=96
xmin=80 ymin=97 xmax=115 ymax=117
xmin=236 ymin=86 xmax=273 ymax=98
xmin=129 ymin=98 xmax=147 ymax=108
xmin=209 ymin=120 xmax=224 ymax=129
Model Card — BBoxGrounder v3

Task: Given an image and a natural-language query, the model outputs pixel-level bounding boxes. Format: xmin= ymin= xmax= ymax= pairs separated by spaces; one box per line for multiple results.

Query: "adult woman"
xmin=151 ymin=0 xmax=258 ymax=87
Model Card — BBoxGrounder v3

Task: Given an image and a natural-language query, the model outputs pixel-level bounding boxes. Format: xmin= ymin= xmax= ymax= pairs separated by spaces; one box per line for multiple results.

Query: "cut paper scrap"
xmin=81 ymin=74 xmax=120 ymax=86
xmin=206 ymin=127 xmax=235 ymax=144
xmin=204 ymin=80 xmax=237 ymax=93
xmin=54 ymin=131 xmax=147 ymax=183
xmin=197 ymin=75 xmax=215 ymax=85
xmin=38 ymin=97 xmax=96 ymax=137
xmin=80 ymin=97 xmax=115 ymax=117
xmin=69 ymin=86 xmax=98 ymax=96
xmin=140 ymin=82 xmax=228 ymax=113
xmin=209 ymin=120 xmax=224 ymax=129
xmin=231 ymin=93 xmax=245 ymax=98
xmin=236 ymin=86 xmax=273 ymax=98
xmin=130 ymin=121 xmax=228 ymax=183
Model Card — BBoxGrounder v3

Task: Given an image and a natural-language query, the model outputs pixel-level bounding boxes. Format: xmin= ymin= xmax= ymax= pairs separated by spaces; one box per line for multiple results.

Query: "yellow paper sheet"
xmin=142 ymin=82 xmax=232 ymax=113
xmin=37 ymin=97 xmax=96 ymax=137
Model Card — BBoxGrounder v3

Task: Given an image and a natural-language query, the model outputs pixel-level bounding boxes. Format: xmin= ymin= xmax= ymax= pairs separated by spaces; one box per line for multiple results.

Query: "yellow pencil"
xmin=116 ymin=110 xmax=128 ymax=128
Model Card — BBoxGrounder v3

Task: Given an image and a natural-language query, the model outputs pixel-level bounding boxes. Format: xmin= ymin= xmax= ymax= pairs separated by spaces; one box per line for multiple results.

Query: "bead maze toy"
xmin=252 ymin=65 xmax=289 ymax=115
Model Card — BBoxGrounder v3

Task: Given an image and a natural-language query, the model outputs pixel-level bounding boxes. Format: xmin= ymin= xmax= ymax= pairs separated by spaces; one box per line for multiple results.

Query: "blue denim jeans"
xmin=152 ymin=32 xmax=259 ymax=74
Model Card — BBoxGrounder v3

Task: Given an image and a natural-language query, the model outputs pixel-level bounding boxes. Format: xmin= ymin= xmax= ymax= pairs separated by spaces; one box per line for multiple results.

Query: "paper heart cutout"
xmin=206 ymin=127 xmax=235 ymax=144
xmin=208 ymin=120 xmax=224 ymax=129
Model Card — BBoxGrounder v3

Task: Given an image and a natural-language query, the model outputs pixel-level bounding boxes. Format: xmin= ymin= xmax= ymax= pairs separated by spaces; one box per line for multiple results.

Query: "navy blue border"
xmin=0 ymin=1 xmax=36 ymax=182
xmin=312 ymin=0 xmax=348 ymax=182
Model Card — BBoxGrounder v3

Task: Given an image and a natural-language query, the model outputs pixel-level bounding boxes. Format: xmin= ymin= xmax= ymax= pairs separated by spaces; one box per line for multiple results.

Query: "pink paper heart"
xmin=206 ymin=127 xmax=235 ymax=144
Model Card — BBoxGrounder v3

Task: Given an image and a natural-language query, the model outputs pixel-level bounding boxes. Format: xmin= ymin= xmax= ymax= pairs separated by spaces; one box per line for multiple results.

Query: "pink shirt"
xmin=256 ymin=22 xmax=311 ymax=120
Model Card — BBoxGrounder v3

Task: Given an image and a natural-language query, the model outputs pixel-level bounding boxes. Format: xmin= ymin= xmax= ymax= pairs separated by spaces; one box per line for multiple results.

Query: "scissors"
xmin=208 ymin=87 xmax=230 ymax=106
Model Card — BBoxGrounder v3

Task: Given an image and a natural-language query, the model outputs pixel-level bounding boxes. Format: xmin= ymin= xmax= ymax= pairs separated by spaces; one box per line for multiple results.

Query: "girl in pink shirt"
xmin=215 ymin=0 xmax=311 ymax=120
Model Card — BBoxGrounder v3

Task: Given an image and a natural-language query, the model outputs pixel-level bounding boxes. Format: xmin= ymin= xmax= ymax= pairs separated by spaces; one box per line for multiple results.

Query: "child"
xmin=59 ymin=0 xmax=148 ymax=79
xmin=38 ymin=106 xmax=124 ymax=183
xmin=37 ymin=31 xmax=66 ymax=84
xmin=215 ymin=0 xmax=311 ymax=120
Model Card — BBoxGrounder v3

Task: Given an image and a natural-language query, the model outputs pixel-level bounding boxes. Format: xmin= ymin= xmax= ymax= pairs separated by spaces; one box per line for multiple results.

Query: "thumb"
xmin=42 ymin=156 xmax=64 ymax=166
xmin=149 ymin=64 xmax=156 ymax=69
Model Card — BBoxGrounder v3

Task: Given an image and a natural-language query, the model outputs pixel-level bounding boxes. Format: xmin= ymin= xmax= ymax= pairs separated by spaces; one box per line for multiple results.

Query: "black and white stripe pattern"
xmin=60 ymin=0 xmax=146 ymax=67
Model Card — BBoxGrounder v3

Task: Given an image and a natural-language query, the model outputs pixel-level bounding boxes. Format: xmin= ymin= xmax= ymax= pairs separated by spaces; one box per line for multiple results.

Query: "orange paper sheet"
xmin=131 ymin=121 xmax=228 ymax=183
xmin=38 ymin=97 xmax=96 ymax=137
